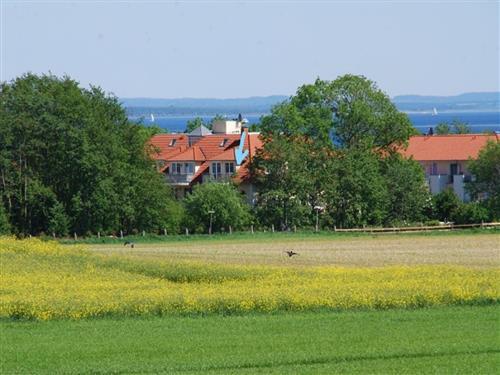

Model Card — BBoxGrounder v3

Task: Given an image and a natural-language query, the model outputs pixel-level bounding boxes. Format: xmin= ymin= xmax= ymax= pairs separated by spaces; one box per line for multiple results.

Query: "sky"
xmin=1 ymin=0 xmax=499 ymax=98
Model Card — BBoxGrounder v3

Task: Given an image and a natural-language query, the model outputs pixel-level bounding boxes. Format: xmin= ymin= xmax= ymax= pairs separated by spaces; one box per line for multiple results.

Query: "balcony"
xmin=202 ymin=174 xmax=233 ymax=183
xmin=165 ymin=174 xmax=194 ymax=185
xmin=428 ymin=174 xmax=449 ymax=194
xmin=427 ymin=174 xmax=471 ymax=202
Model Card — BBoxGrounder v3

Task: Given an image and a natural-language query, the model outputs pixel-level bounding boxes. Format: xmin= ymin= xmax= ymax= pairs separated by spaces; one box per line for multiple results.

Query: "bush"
xmin=48 ymin=201 xmax=70 ymax=237
xmin=467 ymin=141 xmax=500 ymax=220
xmin=432 ymin=188 xmax=461 ymax=222
xmin=452 ymin=202 xmax=490 ymax=225
xmin=183 ymin=183 xmax=252 ymax=233
xmin=0 ymin=204 xmax=10 ymax=234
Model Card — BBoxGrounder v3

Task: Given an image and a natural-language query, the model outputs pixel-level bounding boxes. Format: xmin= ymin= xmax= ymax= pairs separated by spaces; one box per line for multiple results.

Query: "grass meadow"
xmin=1 ymin=232 xmax=499 ymax=373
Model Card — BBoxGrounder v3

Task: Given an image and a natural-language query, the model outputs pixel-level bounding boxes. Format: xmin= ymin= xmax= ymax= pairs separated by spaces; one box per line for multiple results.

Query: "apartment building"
xmin=401 ymin=134 xmax=499 ymax=201
xmin=152 ymin=121 xmax=497 ymax=203
xmin=150 ymin=118 xmax=262 ymax=201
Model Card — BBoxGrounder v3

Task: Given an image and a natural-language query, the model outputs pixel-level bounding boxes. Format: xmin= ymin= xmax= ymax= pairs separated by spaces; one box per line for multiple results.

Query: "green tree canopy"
xmin=466 ymin=141 xmax=500 ymax=219
xmin=0 ymin=73 xmax=183 ymax=235
xmin=183 ymin=182 xmax=252 ymax=233
xmin=260 ymin=75 xmax=416 ymax=151
xmin=252 ymin=75 xmax=427 ymax=229
xmin=380 ymin=154 xmax=431 ymax=224
xmin=0 ymin=203 xmax=10 ymax=234
xmin=435 ymin=120 xmax=470 ymax=135
xmin=452 ymin=120 xmax=471 ymax=134
xmin=251 ymin=137 xmax=323 ymax=229
xmin=324 ymin=149 xmax=389 ymax=228
xmin=432 ymin=188 xmax=461 ymax=222
xmin=435 ymin=123 xmax=451 ymax=135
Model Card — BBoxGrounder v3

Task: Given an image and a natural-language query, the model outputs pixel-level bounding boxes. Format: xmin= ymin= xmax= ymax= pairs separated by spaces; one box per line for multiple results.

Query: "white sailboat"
xmin=150 ymin=113 xmax=155 ymax=122
xmin=432 ymin=107 xmax=438 ymax=116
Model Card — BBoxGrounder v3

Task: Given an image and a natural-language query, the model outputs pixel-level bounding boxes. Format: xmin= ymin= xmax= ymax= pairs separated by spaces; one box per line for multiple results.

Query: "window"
xmin=171 ymin=163 xmax=181 ymax=174
xmin=432 ymin=163 xmax=438 ymax=175
xmin=450 ymin=163 xmax=458 ymax=176
xmin=211 ymin=162 xmax=221 ymax=177
xmin=169 ymin=139 xmax=177 ymax=147
xmin=225 ymin=162 xmax=234 ymax=174
xmin=184 ymin=163 xmax=194 ymax=174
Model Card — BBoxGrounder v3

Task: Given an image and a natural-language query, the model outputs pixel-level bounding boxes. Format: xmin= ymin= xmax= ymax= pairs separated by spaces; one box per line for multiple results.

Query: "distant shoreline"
xmin=128 ymin=109 xmax=500 ymax=119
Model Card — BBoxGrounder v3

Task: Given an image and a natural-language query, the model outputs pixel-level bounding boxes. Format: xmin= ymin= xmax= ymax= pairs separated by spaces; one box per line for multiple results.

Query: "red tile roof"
xmin=169 ymin=145 xmax=207 ymax=162
xmin=402 ymin=134 xmax=498 ymax=161
xmin=207 ymin=148 xmax=236 ymax=161
xmin=151 ymin=132 xmax=263 ymax=162
xmin=150 ymin=131 xmax=264 ymax=185
xmin=191 ymin=135 xmax=240 ymax=159
xmin=149 ymin=134 xmax=189 ymax=160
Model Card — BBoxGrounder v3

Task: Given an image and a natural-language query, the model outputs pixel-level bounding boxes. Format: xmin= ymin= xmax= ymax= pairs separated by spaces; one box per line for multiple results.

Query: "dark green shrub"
xmin=432 ymin=188 xmax=461 ymax=222
xmin=452 ymin=202 xmax=489 ymax=224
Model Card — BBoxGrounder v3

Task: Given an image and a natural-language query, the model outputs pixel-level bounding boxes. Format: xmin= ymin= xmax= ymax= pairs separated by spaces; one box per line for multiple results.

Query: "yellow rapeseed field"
xmin=1 ymin=237 xmax=498 ymax=320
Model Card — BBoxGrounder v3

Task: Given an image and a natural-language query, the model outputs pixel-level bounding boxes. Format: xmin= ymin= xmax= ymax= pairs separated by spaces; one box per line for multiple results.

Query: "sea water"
xmin=131 ymin=111 xmax=500 ymax=134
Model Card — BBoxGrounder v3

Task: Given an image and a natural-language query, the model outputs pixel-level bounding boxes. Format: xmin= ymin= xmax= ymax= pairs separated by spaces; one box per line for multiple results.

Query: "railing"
xmin=203 ymin=174 xmax=233 ymax=183
xmin=165 ymin=174 xmax=194 ymax=184
xmin=334 ymin=222 xmax=500 ymax=233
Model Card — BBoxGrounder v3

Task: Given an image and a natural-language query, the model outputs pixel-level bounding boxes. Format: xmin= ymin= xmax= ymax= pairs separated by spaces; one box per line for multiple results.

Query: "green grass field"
xmin=2 ymin=307 xmax=498 ymax=374
xmin=1 ymin=232 xmax=499 ymax=373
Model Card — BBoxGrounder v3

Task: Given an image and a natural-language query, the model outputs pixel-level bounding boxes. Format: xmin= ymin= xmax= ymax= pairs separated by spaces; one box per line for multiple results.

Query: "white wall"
xmin=212 ymin=120 xmax=242 ymax=134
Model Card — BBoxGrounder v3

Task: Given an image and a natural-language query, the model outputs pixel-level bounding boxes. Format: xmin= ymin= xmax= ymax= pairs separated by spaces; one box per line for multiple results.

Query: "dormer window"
xmin=169 ymin=139 xmax=177 ymax=147
xmin=219 ymin=138 xmax=229 ymax=147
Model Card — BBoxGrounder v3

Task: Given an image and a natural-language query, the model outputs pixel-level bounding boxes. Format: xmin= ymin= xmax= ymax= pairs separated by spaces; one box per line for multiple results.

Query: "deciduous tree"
xmin=467 ymin=141 xmax=500 ymax=219
xmin=183 ymin=183 xmax=251 ymax=233
xmin=0 ymin=73 xmax=183 ymax=235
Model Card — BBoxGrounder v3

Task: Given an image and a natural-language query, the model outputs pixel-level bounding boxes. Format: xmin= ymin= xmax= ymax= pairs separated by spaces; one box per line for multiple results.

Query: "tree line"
xmin=249 ymin=76 xmax=498 ymax=230
xmin=0 ymin=74 xmax=498 ymax=236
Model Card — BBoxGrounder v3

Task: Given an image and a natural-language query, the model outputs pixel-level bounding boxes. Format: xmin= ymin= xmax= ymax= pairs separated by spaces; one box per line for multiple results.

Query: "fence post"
xmin=251 ymin=225 xmax=254 ymax=234
xmin=229 ymin=225 xmax=232 ymax=234
xmin=120 ymin=230 xmax=123 ymax=239
xmin=142 ymin=230 xmax=145 ymax=237
xmin=52 ymin=232 xmax=56 ymax=239
xmin=185 ymin=227 xmax=189 ymax=236
xmin=74 ymin=232 xmax=77 ymax=241
xmin=293 ymin=225 xmax=297 ymax=233
xmin=271 ymin=224 xmax=275 ymax=233
xmin=97 ymin=231 xmax=101 ymax=239
xmin=164 ymin=228 xmax=167 ymax=236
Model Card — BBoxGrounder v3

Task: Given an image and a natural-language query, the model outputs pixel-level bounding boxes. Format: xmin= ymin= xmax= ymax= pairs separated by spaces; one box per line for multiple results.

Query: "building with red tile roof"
xmin=402 ymin=134 xmax=498 ymax=200
xmin=151 ymin=124 xmax=497 ymax=203
xmin=150 ymin=121 xmax=262 ymax=200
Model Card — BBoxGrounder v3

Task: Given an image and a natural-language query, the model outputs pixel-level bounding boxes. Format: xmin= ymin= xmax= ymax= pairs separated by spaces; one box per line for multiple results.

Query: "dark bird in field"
xmin=285 ymin=250 xmax=298 ymax=257
xmin=124 ymin=241 xmax=135 ymax=248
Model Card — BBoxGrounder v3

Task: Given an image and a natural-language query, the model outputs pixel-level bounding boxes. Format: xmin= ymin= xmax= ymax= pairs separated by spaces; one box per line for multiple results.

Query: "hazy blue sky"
xmin=2 ymin=1 xmax=499 ymax=98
